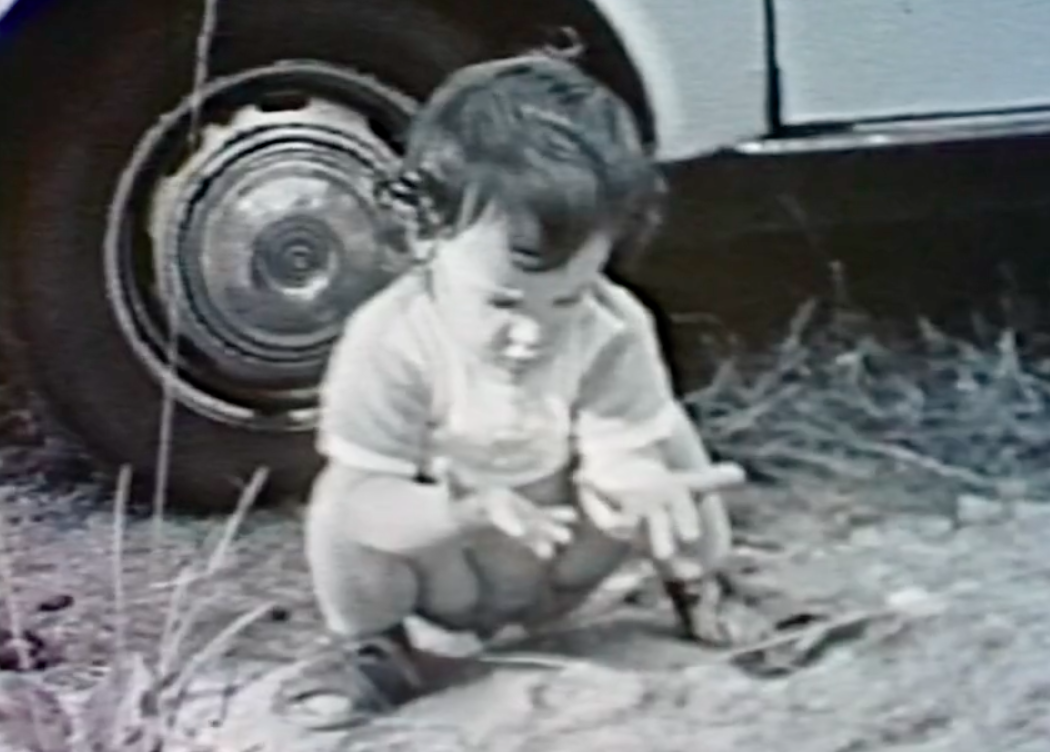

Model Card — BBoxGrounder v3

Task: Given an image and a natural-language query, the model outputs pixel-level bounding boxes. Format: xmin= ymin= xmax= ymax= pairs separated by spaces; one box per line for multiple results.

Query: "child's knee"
xmin=305 ymin=467 xmax=463 ymax=558
xmin=304 ymin=531 xmax=420 ymax=637
xmin=412 ymin=546 xmax=482 ymax=630
xmin=305 ymin=492 xmax=482 ymax=632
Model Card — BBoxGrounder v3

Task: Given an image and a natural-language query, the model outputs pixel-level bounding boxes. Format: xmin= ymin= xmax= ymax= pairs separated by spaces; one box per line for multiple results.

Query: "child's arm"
xmin=571 ymin=286 xmax=741 ymax=644
xmin=310 ymin=296 xmax=462 ymax=557
xmin=312 ymin=292 xmax=575 ymax=558
xmin=658 ymin=406 xmax=734 ymax=572
xmin=572 ymin=283 xmax=735 ymax=567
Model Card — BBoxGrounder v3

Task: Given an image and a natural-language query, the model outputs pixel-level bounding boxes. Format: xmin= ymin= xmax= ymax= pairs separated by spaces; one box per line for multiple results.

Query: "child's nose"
xmin=503 ymin=315 xmax=543 ymax=364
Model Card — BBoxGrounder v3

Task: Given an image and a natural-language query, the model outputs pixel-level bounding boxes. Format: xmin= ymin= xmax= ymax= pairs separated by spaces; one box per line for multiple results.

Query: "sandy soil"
xmin=0 ymin=460 xmax=1048 ymax=752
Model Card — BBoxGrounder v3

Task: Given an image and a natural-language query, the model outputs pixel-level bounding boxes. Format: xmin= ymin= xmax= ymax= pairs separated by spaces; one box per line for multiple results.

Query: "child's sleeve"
xmin=573 ymin=291 xmax=681 ymax=471
xmin=316 ymin=302 xmax=430 ymax=479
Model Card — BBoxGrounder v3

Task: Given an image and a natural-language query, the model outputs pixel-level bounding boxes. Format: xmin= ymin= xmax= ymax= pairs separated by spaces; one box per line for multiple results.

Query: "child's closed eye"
xmin=509 ymin=245 xmax=546 ymax=270
xmin=488 ymin=290 xmax=523 ymax=309
xmin=553 ymin=292 xmax=584 ymax=308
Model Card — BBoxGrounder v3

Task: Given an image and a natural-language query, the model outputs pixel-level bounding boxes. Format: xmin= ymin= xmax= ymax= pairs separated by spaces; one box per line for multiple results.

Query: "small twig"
xmin=724 ymin=606 xmax=892 ymax=663
xmin=846 ymin=437 xmax=996 ymax=490
xmin=687 ymin=359 xmax=742 ymax=406
xmin=157 ymin=565 xmax=197 ymax=681
xmin=713 ymin=384 xmax=803 ymax=438
xmin=475 ymin=652 xmax=598 ymax=671
xmin=112 ymin=465 xmax=132 ymax=664
xmin=746 ymin=441 xmax=875 ymax=481
xmin=147 ymin=563 xmax=236 ymax=594
xmin=162 ymin=602 xmax=278 ymax=734
xmin=213 ymin=662 xmax=247 ymax=729
xmin=747 ymin=348 xmax=808 ymax=404
xmin=204 ymin=466 xmax=268 ymax=577
xmin=156 ymin=469 xmax=266 ymax=682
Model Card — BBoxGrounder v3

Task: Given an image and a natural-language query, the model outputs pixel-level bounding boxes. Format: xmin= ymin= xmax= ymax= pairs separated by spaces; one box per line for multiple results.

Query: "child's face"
xmin=430 ymin=204 xmax=612 ymax=366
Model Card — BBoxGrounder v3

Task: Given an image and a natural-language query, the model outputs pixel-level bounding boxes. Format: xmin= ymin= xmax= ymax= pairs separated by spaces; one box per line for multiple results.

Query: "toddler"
xmin=300 ymin=45 xmax=743 ymax=722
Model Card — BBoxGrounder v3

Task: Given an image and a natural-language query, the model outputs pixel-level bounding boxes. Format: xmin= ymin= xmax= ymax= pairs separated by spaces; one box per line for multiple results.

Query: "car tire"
xmin=0 ymin=0 xmax=486 ymax=513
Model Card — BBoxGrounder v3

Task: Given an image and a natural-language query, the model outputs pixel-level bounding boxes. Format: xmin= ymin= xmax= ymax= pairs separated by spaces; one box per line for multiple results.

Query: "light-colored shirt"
xmin=316 ymin=269 xmax=681 ymax=492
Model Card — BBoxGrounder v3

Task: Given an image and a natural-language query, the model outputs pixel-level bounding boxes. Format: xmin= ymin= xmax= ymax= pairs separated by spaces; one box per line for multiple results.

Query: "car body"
xmin=2 ymin=0 xmax=1048 ymax=509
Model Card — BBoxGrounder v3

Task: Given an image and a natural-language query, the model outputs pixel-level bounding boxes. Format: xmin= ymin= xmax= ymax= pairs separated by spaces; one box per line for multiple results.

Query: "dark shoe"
xmin=273 ymin=625 xmax=426 ymax=731
xmin=664 ymin=565 xmax=853 ymax=678
xmin=662 ymin=574 xmax=736 ymax=647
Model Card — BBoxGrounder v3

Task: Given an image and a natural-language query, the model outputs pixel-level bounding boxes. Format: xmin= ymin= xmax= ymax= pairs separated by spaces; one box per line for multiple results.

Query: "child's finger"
xmin=578 ymin=487 xmax=635 ymax=537
xmin=516 ymin=511 xmax=563 ymax=558
xmin=541 ymin=517 xmax=575 ymax=545
xmin=510 ymin=497 xmax=573 ymax=555
xmin=544 ymin=506 xmax=579 ymax=524
xmin=489 ymin=494 xmax=528 ymax=540
xmin=669 ymin=489 xmax=702 ymax=543
xmin=537 ymin=528 xmax=572 ymax=554
xmin=532 ymin=506 xmax=577 ymax=547
xmin=528 ymin=508 xmax=573 ymax=547
xmin=646 ymin=509 xmax=677 ymax=562
xmin=529 ymin=536 xmax=556 ymax=560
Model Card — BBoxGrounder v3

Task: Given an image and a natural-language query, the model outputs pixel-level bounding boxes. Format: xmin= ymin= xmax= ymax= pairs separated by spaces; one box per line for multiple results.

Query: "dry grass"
xmin=3 ymin=284 xmax=1050 ymax=749
xmin=685 ymin=295 xmax=1050 ymax=516
xmin=0 ymin=465 xmax=283 ymax=752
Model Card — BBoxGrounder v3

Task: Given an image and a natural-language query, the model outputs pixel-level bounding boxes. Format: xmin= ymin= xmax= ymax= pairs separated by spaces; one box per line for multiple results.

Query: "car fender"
xmin=585 ymin=0 xmax=770 ymax=162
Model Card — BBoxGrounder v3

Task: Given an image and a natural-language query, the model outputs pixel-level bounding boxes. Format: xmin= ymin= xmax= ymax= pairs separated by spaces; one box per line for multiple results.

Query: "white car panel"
xmin=590 ymin=0 xmax=770 ymax=161
xmin=775 ymin=0 xmax=1050 ymax=125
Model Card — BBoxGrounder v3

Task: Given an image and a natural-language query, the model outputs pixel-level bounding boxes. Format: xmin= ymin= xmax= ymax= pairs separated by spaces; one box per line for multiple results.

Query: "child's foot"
xmin=273 ymin=625 xmax=428 ymax=731
xmin=662 ymin=574 xmax=736 ymax=647
xmin=664 ymin=563 xmax=836 ymax=660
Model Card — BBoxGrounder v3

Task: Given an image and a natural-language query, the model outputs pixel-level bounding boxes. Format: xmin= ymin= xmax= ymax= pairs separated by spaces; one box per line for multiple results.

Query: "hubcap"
xmin=106 ymin=61 xmax=417 ymax=430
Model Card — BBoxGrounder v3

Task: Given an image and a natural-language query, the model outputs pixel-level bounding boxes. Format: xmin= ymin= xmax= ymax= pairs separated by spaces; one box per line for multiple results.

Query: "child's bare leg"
xmin=305 ymin=527 xmax=419 ymax=639
xmin=516 ymin=514 xmax=635 ymax=628
xmin=289 ymin=466 xmax=488 ymax=724
xmin=303 ymin=465 xmax=481 ymax=639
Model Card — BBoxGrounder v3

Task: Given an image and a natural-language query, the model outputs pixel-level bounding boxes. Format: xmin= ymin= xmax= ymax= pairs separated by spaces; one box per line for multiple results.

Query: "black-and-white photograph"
xmin=2 ymin=2 xmax=1050 ymax=750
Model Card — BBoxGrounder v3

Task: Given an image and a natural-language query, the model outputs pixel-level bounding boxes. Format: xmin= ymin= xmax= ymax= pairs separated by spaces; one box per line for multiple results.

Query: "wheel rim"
xmin=105 ymin=60 xmax=416 ymax=431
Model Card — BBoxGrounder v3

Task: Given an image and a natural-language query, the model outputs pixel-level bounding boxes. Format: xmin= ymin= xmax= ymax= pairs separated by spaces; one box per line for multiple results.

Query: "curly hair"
xmin=375 ymin=38 xmax=667 ymax=271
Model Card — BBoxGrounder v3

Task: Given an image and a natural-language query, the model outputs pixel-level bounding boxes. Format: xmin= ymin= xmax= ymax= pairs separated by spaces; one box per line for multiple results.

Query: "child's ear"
xmin=374 ymin=167 xmax=418 ymax=218
xmin=374 ymin=165 xmax=442 ymax=244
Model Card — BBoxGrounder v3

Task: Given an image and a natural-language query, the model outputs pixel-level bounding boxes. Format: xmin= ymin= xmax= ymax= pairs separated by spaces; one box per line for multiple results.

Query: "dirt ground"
xmin=0 ymin=459 xmax=1048 ymax=752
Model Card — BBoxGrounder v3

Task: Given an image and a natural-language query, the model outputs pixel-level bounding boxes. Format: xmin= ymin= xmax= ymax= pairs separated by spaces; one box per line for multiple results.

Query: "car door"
xmin=772 ymin=0 xmax=1050 ymax=127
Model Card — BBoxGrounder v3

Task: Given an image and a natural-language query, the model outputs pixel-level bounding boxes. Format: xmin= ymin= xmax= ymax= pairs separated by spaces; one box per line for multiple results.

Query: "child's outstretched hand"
xmin=439 ymin=466 xmax=579 ymax=559
xmin=460 ymin=487 xmax=579 ymax=559
xmin=576 ymin=462 xmax=745 ymax=561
